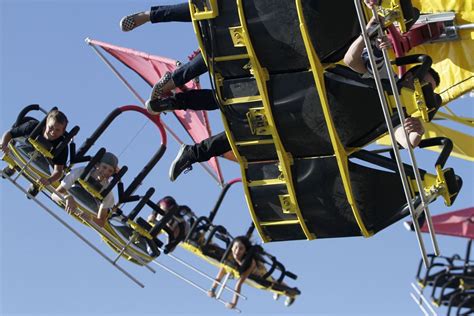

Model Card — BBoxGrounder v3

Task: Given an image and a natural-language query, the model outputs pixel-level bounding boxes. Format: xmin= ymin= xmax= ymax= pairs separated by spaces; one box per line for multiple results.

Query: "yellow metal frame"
xmin=5 ymin=142 xmax=59 ymax=188
xmin=28 ymin=137 xmax=54 ymax=159
xmin=4 ymin=142 xmax=153 ymax=265
xmin=295 ymin=0 xmax=372 ymax=237
xmin=379 ymin=0 xmax=409 ymax=33
xmin=77 ymin=178 xmax=104 ymax=200
xmin=179 ymin=241 xmax=297 ymax=296
xmin=189 ymin=0 xmax=219 ymax=20
xmin=232 ymin=0 xmax=314 ymax=241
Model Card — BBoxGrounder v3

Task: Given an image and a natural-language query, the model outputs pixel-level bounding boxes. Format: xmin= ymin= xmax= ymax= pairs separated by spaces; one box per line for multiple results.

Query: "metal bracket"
xmin=279 ymin=194 xmax=297 ymax=214
xmin=400 ymin=80 xmax=429 ymax=122
xmin=415 ymin=12 xmax=460 ymax=42
xmin=28 ymin=138 xmax=54 ymax=159
xmin=246 ymin=108 xmax=270 ymax=135
xmin=190 ymin=0 xmax=219 ymax=20
xmin=77 ymin=178 xmax=104 ymax=200
xmin=229 ymin=26 xmax=245 ymax=47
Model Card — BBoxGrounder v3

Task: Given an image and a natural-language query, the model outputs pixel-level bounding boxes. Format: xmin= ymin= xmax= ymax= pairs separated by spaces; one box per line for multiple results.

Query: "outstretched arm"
xmin=39 ymin=164 xmax=64 ymax=186
xmin=52 ymin=185 xmax=79 ymax=215
xmin=395 ymin=117 xmax=425 ymax=148
xmin=226 ymin=260 xmax=256 ymax=309
xmin=1 ymin=131 xmax=12 ymax=155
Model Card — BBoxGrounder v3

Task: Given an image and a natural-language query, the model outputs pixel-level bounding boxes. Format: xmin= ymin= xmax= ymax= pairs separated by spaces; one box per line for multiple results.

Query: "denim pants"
xmin=150 ymin=3 xmax=191 ymax=23
xmin=172 ymin=89 xmax=230 ymax=162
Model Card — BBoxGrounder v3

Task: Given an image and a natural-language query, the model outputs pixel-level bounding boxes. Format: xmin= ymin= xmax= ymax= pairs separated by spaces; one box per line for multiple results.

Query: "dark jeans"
xmin=150 ymin=3 xmax=191 ymax=23
xmin=190 ymin=132 xmax=230 ymax=163
xmin=173 ymin=89 xmax=219 ymax=111
xmin=172 ymin=53 xmax=207 ymax=87
xmin=171 ymin=90 xmax=230 ymax=162
xmin=149 ymin=4 xmax=207 ymax=88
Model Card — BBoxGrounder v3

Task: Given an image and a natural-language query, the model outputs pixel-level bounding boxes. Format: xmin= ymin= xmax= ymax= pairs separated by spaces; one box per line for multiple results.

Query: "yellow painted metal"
xmin=221 ymin=95 xmax=262 ymax=106
xmin=279 ymin=194 xmax=297 ymax=214
xmin=229 ymin=26 xmax=246 ymax=47
xmin=220 ymin=113 xmax=269 ymax=242
xmin=246 ymin=107 xmax=271 ymax=135
xmin=7 ymin=143 xmax=53 ymax=182
xmin=295 ymin=0 xmax=372 ymax=238
xmin=235 ymin=0 xmax=314 ymax=240
xmin=434 ymin=165 xmax=453 ymax=207
xmin=189 ymin=1 xmax=212 ymax=74
xmin=213 ymin=53 xmax=249 ymax=62
xmin=260 ymin=219 xmax=301 ymax=226
xmin=399 ymin=80 xmax=431 ymax=122
xmin=77 ymin=178 xmax=104 ymax=200
xmin=189 ymin=0 xmax=219 ymax=20
xmin=28 ymin=138 xmax=54 ymax=159
xmin=235 ymin=139 xmax=274 ymax=146
xmin=379 ymin=0 xmax=409 ymax=32
xmin=247 ymin=178 xmax=286 ymax=187
xmin=128 ymin=221 xmax=154 ymax=240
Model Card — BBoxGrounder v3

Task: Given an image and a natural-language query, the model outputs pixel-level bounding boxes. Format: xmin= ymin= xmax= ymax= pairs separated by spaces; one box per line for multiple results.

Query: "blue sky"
xmin=1 ymin=1 xmax=473 ymax=315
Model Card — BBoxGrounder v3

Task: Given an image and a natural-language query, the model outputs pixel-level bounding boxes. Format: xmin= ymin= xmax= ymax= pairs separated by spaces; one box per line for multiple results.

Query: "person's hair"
xmin=403 ymin=65 xmax=440 ymax=87
xmin=100 ymin=152 xmax=119 ymax=169
xmin=47 ymin=109 xmax=69 ymax=127
xmin=232 ymin=236 xmax=252 ymax=252
xmin=232 ymin=236 xmax=256 ymax=274
xmin=158 ymin=196 xmax=177 ymax=210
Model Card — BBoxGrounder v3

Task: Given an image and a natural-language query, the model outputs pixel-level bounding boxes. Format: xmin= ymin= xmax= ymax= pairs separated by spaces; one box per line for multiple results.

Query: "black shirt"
xmin=10 ymin=118 xmax=69 ymax=166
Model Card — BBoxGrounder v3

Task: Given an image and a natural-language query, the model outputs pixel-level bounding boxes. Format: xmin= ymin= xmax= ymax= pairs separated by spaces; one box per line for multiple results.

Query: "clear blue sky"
xmin=1 ymin=1 xmax=473 ymax=315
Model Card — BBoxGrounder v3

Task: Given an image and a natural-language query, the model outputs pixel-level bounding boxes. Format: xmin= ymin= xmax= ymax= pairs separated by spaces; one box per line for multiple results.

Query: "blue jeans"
xmin=150 ymin=3 xmax=191 ymax=23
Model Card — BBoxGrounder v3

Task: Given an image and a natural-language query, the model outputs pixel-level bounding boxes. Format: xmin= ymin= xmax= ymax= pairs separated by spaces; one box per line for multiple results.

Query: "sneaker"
xmin=2 ymin=166 xmax=15 ymax=178
xmin=169 ymin=144 xmax=193 ymax=182
xmin=146 ymin=97 xmax=177 ymax=115
xmin=119 ymin=12 xmax=150 ymax=32
xmin=26 ymin=184 xmax=39 ymax=199
xmin=284 ymin=296 xmax=295 ymax=307
xmin=146 ymin=243 xmax=161 ymax=258
xmin=150 ymin=72 xmax=173 ymax=101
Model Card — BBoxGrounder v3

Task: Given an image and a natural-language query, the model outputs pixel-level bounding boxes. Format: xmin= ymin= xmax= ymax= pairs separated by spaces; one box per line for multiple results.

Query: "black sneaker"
xmin=169 ymin=144 xmax=193 ymax=182
xmin=119 ymin=12 xmax=149 ymax=32
xmin=146 ymin=97 xmax=177 ymax=115
xmin=284 ymin=296 xmax=295 ymax=307
xmin=2 ymin=167 xmax=15 ymax=178
xmin=150 ymin=72 xmax=172 ymax=101
xmin=26 ymin=184 xmax=39 ymax=199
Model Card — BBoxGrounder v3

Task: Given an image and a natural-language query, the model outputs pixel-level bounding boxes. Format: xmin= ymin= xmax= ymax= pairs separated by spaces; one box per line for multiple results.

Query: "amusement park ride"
xmin=2 ymin=0 xmax=473 ymax=313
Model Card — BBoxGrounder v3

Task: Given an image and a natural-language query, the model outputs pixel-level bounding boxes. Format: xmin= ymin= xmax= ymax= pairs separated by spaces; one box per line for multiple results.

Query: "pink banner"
xmin=89 ymin=39 xmax=223 ymax=184
xmin=410 ymin=207 xmax=474 ymax=239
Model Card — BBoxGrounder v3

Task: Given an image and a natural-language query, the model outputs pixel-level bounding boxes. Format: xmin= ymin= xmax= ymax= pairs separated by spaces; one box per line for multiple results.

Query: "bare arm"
xmin=51 ymin=185 xmax=78 ymax=214
xmin=395 ymin=117 xmax=425 ymax=148
xmin=343 ymin=35 xmax=368 ymax=74
xmin=94 ymin=204 xmax=110 ymax=227
xmin=1 ymin=131 xmax=12 ymax=154
xmin=227 ymin=259 xmax=256 ymax=309
xmin=208 ymin=267 xmax=227 ymax=298
xmin=39 ymin=164 xmax=64 ymax=186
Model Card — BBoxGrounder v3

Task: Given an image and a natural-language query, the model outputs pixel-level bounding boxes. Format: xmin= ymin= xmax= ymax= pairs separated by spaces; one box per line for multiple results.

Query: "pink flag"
xmin=89 ymin=39 xmax=223 ymax=184
xmin=408 ymin=207 xmax=474 ymax=239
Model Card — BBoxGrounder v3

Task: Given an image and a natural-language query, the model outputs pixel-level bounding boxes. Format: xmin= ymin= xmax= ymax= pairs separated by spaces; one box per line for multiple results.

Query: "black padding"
xmin=110 ymin=224 xmax=149 ymax=254
xmin=248 ymin=155 xmax=419 ymax=241
xmin=69 ymin=185 xmax=100 ymax=213
xmin=136 ymin=217 xmax=153 ymax=231
xmin=222 ymin=69 xmax=391 ymax=160
xmin=14 ymin=139 xmax=51 ymax=174
xmin=195 ymin=0 xmax=360 ymax=77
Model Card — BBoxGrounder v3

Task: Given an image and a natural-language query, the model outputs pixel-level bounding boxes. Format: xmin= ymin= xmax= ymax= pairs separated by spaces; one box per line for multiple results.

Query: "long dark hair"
xmin=232 ymin=236 xmax=255 ymax=274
